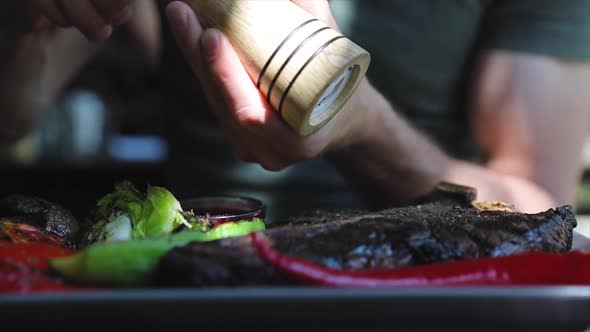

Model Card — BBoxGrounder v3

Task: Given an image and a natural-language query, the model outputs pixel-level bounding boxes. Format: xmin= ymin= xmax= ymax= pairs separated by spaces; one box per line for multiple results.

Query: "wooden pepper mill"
xmin=180 ymin=0 xmax=371 ymax=136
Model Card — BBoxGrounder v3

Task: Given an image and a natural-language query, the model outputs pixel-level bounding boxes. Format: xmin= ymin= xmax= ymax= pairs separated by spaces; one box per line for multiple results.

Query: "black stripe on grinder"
xmin=266 ymin=26 xmax=331 ymax=104
xmin=278 ymin=36 xmax=346 ymax=117
xmin=256 ymin=19 xmax=318 ymax=89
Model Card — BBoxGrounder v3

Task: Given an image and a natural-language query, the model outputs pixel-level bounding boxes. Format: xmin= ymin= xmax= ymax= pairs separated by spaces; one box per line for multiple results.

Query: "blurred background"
xmin=0 ymin=1 xmax=589 ymax=220
xmin=0 ymin=3 xmax=362 ymax=221
xmin=0 ymin=7 xmax=193 ymax=218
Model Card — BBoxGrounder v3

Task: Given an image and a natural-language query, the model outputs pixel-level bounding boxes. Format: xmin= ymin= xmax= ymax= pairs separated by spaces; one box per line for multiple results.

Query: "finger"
xmin=199 ymin=29 xmax=279 ymax=132
xmin=226 ymin=120 xmax=302 ymax=170
xmin=255 ymin=151 xmax=293 ymax=171
xmin=234 ymin=141 xmax=289 ymax=171
xmin=206 ymin=96 xmax=292 ymax=170
xmin=167 ymin=0 xmax=298 ymax=137
xmin=166 ymin=0 xmax=315 ymax=168
xmin=57 ymin=0 xmax=112 ymax=41
xmin=35 ymin=0 xmax=69 ymax=27
xmin=166 ymin=1 xmax=204 ymax=73
xmin=166 ymin=3 xmax=261 ymax=139
xmin=90 ymin=0 xmax=134 ymax=25
xmin=237 ymin=138 xmax=291 ymax=171
xmin=227 ymin=132 xmax=259 ymax=164
xmin=126 ymin=0 xmax=161 ymax=64
xmin=1 ymin=1 xmax=52 ymax=32
xmin=200 ymin=27 xmax=323 ymax=158
xmin=211 ymin=114 xmax=261 ymax=165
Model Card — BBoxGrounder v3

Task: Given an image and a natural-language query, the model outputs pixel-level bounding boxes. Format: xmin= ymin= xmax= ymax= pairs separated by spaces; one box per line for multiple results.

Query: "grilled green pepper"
xmin=85 ymin=181 xmax=190 ymax=245
xmin=50 ymin=219 xmax=265 ymax=286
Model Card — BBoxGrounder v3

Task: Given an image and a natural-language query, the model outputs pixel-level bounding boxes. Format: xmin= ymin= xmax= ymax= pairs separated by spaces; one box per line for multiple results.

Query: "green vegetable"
xmin=85 ymin=181 xmax=190 ymax=244
xmin=101 ymin=214 xmax=133 ymax=242
xmin=51 ymin=219 xmax=266 ymax=286
xmin=132 ymin=186 xmax=187 ymax=239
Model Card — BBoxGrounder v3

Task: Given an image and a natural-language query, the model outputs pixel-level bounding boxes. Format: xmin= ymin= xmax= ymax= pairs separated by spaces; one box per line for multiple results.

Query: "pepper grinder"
xmin=179 ymin=0 xmax=371 ymax=136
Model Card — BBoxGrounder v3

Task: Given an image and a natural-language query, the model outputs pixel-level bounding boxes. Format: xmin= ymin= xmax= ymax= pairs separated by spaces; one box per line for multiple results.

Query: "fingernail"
xmin=201 ymin=29 xmax=221 ymax=58
xmin=113 ymin=6 xmax=134 ymax=25
xmin=97 ymin=25 xmax=113 ymax=41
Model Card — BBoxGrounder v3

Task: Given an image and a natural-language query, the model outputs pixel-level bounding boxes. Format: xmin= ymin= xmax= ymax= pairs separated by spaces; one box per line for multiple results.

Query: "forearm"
xmin=325 ymin=80 xmax=450 ymax=206
xmin=326 ymin=81 xmax=557 ymax=212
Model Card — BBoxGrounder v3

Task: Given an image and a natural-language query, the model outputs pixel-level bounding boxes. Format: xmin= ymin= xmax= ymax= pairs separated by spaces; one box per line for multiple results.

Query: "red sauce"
xmin=191 ymin=207 xmax=254 ymax=218
xmin=183 ymin=197 xmax=266 ymax=227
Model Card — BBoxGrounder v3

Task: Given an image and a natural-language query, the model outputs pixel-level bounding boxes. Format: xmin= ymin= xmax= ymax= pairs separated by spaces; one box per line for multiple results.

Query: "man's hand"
xmin=2 ymin=0 xmax=136 ymax=41
xmin=164 ymin=0 xmax=590 ymax=213
xmin=164 ymin=0 xmax=372 ymax=171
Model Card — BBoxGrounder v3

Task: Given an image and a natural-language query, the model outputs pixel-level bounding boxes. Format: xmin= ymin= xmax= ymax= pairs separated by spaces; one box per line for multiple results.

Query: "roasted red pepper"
xmin=1 ymin=259 xmax=80 ymax=294
xmin=0 ymin=243 xmax=79 ymax=294
xmin=250 ymin=233 xmax=590 ymax=287
xmin=0 ymin=219 xmax=87 ymax=294
xmin=0 ymin=222 xmax=65 ymax=247
xmin=0 ymin=243 xmax=73 ymax=270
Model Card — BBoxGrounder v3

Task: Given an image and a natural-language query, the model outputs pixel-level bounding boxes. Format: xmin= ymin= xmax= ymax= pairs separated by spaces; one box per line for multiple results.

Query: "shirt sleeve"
xmin=481 ymin=0 xmax=590 ymax=60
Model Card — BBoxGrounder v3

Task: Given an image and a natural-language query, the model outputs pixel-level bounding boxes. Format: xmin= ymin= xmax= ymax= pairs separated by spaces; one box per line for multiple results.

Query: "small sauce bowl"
xmin=181 ymin=196 xmax=266 ymax=224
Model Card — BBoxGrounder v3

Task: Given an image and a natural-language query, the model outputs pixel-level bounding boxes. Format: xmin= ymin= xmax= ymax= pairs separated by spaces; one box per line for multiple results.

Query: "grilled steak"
xmin=0 ymin=195 xmax=80 ymax=242
xmin=155 ymin=184 xmax=577 ymax=287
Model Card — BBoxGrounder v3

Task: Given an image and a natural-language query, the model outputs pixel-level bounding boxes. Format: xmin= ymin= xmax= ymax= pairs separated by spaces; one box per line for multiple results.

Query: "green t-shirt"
xmin=331 ymin=0 xmax=590 ymax=159
xmin=162 ymin=0 xmax=590 ymax=221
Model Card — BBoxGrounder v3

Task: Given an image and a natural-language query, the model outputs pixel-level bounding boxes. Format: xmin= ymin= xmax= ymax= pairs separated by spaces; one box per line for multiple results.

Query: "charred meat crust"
xmin=155 ymin=203 xmax=577 ymax=288
xmin=0 ymin=195 xmax=80 ymax=242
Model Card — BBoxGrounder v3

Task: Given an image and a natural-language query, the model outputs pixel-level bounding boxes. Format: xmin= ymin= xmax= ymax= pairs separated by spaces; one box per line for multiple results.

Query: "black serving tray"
xmin=1 ymin=286 xmax=589 ymax=331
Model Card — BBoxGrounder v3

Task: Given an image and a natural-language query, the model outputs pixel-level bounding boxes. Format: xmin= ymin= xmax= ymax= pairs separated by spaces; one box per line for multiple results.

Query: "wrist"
xmin=325 ymin=78 xmax=392 ymax=154
xmin=320 ymin=78 xmax=451 ymax=206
